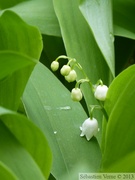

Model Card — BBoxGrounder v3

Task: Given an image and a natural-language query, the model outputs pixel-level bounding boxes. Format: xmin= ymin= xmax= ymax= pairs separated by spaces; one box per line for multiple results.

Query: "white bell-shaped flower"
xmin=71 ymin=88 xmax=82 ymax=101
xmin=65 ymin=70 xmax=77 ymax=82
xmin=50 ymin=61 xmax=59 ymax=71
xmin=60 ymin=65 xmax=71 ymax=76
xmin=80 ymin=117 xmax=98 ymax=141
xmin=94 ymin=85 xmax=108 ymax=101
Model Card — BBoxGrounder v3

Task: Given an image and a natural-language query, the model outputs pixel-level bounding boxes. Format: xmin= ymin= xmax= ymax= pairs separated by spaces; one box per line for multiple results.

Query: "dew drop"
xmin=57 ymin=106 xmax=71 ymax=110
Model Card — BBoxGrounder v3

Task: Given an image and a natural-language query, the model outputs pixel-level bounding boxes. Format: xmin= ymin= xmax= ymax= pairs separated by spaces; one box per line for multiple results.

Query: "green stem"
xmin=98 ymin=101 xmax=108 ymax=121
xmin=75 ymin=61 xmax=108 ymax=120
xmin=55 ymin=55 xmax=71 ymax=62
xmin=75 ymin=62 xmax=94 ymax=92
xmin=89 ymin=104 xmax=108 ymax=121
xmin=96 ymin=79 xmax=103 ymax=86
xmin=67 ymin=58 xmax=76 ymax=66
xmin=89 ymin=105 xmax=101 ymax=118
xmin=75 ymin=79 xmax=90 ymax=88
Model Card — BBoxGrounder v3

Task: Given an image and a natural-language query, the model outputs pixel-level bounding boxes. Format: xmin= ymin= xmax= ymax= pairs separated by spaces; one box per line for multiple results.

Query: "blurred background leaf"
xmin=0 ymin=10 xmax=42 ymax=59
xmin=0 ymin=52 xmax=36 ymax=80
xmin=0 ymin=10 xmax=42 ymax=110
xmin=0 ymin=0 xmax=61 ymax=36
xmin=0 ymin=106 xmax=52 ymax=179
xmin=0 ymin=119 xmax=45 ymax=179
xmin=0 ymin=0 xmax=25 ymax=9
xmin=113 ymin=0 xmax=135 ymax=39
xmin=79 ymin=0 xmax=114 ymax=76
xmin=0 ymin=162 xmax=18 ymax=180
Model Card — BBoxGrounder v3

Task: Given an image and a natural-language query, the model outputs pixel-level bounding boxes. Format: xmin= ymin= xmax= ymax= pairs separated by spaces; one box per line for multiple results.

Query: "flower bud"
xmin=80 ymin=117 xmax=98 ymax=141
xmin=71 ymin=88 xmax=82 ymax=101
xmin=94 ymin=85 xmax=108 ymax=101
xmin=51 ymin=61 xmax=59 ymax=71
xmin=60 ymin=65 xmax=71 ymax=76
xmin=65 ymin=70 xmax=77 ymax=82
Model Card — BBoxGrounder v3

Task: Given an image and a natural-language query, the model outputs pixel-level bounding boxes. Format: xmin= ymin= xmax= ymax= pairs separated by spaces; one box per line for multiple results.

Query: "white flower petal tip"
xmin=80 ymin=132 xmax=84 ymax=137
xmin=86 ymin=136 xmax=91 ymax=141
xmin=80 ymin=118 xmax=99 ymax=141
xmin=94 ymin=85 xmax=108 ymax=101
xmin=80 ymin=126 xmax=82 ymax=131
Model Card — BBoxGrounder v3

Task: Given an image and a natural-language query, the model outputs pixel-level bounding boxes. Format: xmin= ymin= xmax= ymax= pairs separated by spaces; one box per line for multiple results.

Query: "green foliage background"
xmin=0 ymin=0 xmax=135 ymax=179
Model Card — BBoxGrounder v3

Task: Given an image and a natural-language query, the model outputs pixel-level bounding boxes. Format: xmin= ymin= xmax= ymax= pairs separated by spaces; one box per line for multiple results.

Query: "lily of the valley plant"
xmin=51 ymin=56 xmax=108 ymax=141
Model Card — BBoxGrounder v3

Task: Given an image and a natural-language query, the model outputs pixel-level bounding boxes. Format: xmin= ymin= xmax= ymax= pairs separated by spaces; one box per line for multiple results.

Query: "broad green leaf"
xmin=101 ymin=65 xmax=135 ymax=171
xmin=0 ymin=0 xmax=61 ymax=36
xmin=113 ymin=0 xmax=135 ymax=39
xmin=103 ymin=152 xmax=135 ymax=172
xmin=0 ymin=52 xmax=36 ymax=80
xmin=53 ymin=0 xmax=113 ymax=144
xmin=0 ymin=10 xmax=42 ymax=59
xmin=61 ymin=162 xmax=91 ymax=180
xmin=0 ymin=10 xmax=42 ymax=110
xmin=0 ymin=120 xmax=45 ymax=180
xmin=23 ymin=63 xmax=102 ymax=179
xmin=0 ymin=162 xmax=18 ymax=180
xmin=0 ymin=106 xmax=52 ymax=179
xmin=79 ymin=0 xmax=114 ymax=76
xmin=0 ymin=67 xmax=34 ymax=110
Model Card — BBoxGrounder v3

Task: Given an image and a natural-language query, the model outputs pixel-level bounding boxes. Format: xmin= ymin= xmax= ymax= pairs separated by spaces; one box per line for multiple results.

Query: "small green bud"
xmin=60 ymin=65 xmax=71 ymax=76
xmin=51 ymin=61 xmax=59 ymax=71
xmin=94 ymin=85 xmax=108 ymax=101
xmin=65 ymin=70 xmax=77 ymax=82
xmin=71 ymin=88 xmax=82 ymax=101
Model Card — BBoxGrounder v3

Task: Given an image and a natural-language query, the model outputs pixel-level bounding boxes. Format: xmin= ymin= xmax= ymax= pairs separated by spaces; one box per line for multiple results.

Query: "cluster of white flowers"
xmin=51 ymin=61 xmax=77 ymax=83
xmin=51 ymin=58 xmax=82 ymax=102
xmin=51 ymin=56 xmax=109 ymax=141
